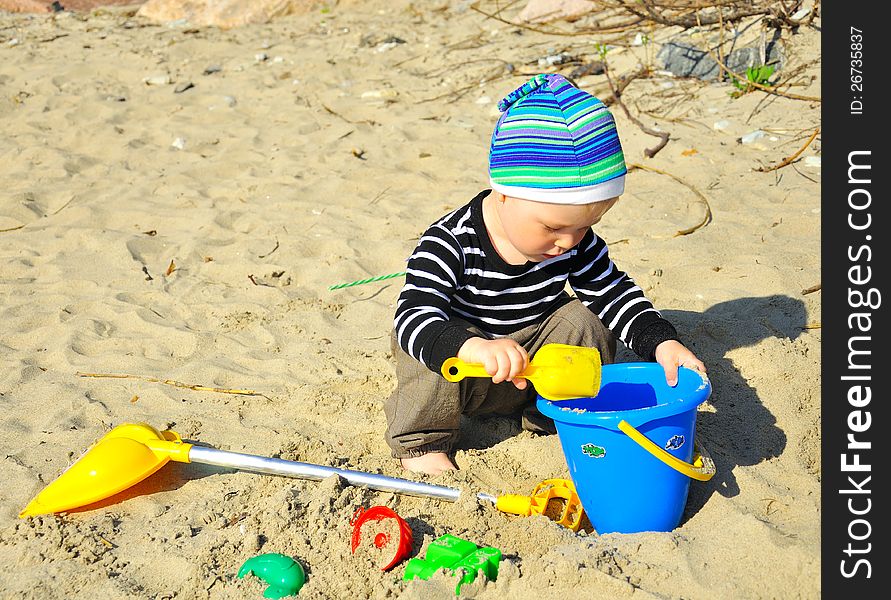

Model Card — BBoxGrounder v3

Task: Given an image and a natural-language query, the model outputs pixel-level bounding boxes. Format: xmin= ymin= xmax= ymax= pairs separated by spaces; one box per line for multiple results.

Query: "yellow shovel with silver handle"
xmin=441 ymin=343 xmax=602 ymax=401
xmin=19 ymin=423 xmax=584 ymax=529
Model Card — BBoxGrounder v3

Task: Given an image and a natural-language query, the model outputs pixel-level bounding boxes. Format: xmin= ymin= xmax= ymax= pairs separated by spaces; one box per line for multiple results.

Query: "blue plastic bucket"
xmin=537 ymin=363 xmax=713 ymax=534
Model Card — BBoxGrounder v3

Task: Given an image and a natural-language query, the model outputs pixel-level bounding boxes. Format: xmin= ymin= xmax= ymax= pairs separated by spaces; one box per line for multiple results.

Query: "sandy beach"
xmin=1 ymin=1 xmax=821 ymax=598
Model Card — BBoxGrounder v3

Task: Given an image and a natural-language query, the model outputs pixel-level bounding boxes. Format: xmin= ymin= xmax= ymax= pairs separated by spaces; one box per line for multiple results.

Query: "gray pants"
xmin=384 ymin=297 xmax=616 ymax=458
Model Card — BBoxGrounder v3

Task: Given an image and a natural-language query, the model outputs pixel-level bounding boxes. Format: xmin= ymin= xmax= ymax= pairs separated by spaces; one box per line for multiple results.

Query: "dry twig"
xmin=599 ymin=64 xmax=652 ymax=107
xmin=77 ymin=372 xmax=261 ymax=396
xmin=258 ymin=239 xmax=280 ymax=259
xmin=603 ymin=65 xmax=669 ymax=158
xmin=419 ymin=66 xmax=515 ymax=104
xmin=613 ymin=0 xmax=778 ymax=29
xmin=801 ymin=283 xmax=821 ymax=295
xmin=470 ymin=0 xmax=643 ymax=36
xmin=696 ymin=15 xmax=821 ymax=102
xmin=754 ymin=128 xmax=819 ymax=172
xmin=629 ymin=163 xmax=712 ymax=236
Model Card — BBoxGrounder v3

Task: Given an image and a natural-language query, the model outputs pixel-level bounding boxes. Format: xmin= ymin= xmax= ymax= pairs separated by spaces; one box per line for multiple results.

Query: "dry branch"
xmin=695 ymin=14 xmax=821 ymax=102
xmin=470 ymin=0 xmax=643 ymax=36
xmin=629 ymin=163 xmax=712 ymax=236
xmin=609 ymin=0 xmax=781 ymax=28
xmin=755 ymin=128 xmax=819 ymax=172
xmin=77 ymin=372 xmax=261 ymax=396
xmin=801 ymin=283 xmax=821 ymax=295
xmin=603 ymin=65 xmax=669 ymax=158
xmin=599 ymin=65 xmax=651 ymax=107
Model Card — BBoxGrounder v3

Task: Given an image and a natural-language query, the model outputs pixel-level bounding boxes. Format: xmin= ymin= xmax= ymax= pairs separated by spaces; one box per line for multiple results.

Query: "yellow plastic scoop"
xmin=20 ymin=424 xmax=190 ymax=518
xmin=440 ymin=343 xmax=601 ymax=401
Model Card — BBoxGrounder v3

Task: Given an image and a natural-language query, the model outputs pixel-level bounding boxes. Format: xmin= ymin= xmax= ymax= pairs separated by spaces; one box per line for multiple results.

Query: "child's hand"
xmin=457 ymin=337 xmax=529 ymax=389
xmin=654 ymin=340 xmax=706 ymax=387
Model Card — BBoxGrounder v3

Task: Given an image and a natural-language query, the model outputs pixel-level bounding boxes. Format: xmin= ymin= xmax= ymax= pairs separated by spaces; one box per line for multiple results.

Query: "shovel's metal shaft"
xmin=188 ymin=446 xmax=497 ymax=504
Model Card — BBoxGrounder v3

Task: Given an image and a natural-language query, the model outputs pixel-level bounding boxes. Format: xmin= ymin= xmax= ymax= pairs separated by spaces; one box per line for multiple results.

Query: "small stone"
xmin=174 ymin=82 xmax=194 ymax=94
xmin=255 ymin=53 xmax=268 ymax=62
xmin=739 ymin=130 xmax=767 ymax=144
xmin=144 ymin=75 xmax=171 ymax=86
xmin=6 ymin=38 xmax=19 ymax=47
xmin=712 ymin=120 xmax=731 ymax=131
xmin=538 ymin=53 xmax=572 ymax=66
xmin=171 ymin=137 xmax=186 ymax=150
xmin=203 ymin=65 xmax=222 ymax=75
xmin=361 ymin=89 xmax=398 ymax=99
xmin=803 ymin=156 xmax=821 ymax=168
xmin=222 ymin=96 xmax=237 ymax=107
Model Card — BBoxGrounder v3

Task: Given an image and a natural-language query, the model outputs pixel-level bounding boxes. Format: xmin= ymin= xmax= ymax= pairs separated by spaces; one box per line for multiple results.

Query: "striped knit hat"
xmin=488 ymin=74 xmax=626 ymax=204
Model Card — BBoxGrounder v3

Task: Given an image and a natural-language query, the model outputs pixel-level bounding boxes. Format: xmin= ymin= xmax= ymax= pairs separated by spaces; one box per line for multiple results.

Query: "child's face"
xmin=494 ymin=194 xmax=619 ymax=262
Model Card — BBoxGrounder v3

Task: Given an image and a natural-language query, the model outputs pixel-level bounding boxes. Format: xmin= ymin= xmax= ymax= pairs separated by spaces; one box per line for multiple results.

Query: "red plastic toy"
xmin=350 ymin=506 xmax=413 ymax=571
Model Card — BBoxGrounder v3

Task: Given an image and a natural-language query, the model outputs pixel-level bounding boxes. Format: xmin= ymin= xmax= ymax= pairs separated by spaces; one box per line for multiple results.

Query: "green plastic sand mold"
xmin=237 ymin=553 xmax=306 ymax=599
xmin=403 ymin=534 xmax=502 ymax=595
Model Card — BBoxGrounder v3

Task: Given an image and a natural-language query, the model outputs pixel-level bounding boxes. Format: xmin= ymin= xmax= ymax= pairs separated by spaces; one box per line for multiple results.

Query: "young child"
xmin=385 ymin=74 xmax=705 ymax=475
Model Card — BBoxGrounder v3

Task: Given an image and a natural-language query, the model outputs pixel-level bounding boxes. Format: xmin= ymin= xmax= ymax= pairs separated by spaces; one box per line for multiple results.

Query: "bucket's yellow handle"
xmin=618 ymin=420 xmax=715 ymax=481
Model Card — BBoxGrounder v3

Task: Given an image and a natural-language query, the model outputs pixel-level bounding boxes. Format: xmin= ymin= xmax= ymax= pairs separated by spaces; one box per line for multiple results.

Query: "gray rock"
xmin=657 ymin=36 xmax=784 ymax=80
xmin=568 ymin=61 xmax=604 ymax=79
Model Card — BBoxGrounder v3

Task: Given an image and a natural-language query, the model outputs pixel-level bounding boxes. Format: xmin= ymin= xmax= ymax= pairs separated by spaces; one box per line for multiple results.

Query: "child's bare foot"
xmin=400 ymin=452 xmax=456 ymax=475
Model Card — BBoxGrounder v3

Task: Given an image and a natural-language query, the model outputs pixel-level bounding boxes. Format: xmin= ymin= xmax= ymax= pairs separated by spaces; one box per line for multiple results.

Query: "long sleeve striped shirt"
xmin=394 ymin=190 xmax=678 ymax=372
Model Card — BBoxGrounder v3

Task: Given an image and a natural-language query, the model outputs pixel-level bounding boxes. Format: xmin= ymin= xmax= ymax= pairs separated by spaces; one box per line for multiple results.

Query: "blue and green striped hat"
xmin=488 ymin=74 xmax=626 ymax=204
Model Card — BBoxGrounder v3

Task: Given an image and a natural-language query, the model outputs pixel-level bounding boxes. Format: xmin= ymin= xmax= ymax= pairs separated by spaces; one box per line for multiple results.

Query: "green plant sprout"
xmin=729 ymin=64 xmax=776 ymax=97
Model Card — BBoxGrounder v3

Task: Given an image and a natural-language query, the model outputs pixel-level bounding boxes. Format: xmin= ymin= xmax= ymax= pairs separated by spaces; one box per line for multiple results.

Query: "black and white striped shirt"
xmin=395 ymin=190 xmax=678 ymax=372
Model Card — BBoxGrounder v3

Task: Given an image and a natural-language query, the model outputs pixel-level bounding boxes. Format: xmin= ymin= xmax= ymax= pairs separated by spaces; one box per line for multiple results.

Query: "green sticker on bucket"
xmin=581 ymin=443 xmax=605 ymax=458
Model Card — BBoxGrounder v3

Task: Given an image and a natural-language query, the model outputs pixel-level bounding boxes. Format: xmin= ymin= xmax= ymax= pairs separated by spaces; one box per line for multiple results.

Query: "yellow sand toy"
xmin=20 ymin=423 xmax=583 ymax=532
xmin=441 ymin=343 xmax=602 ymax=401
xmin=493 ymin=479 xmax=585 ymax=531
xmin=20 ymin=424 xmax=188 ymax=517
